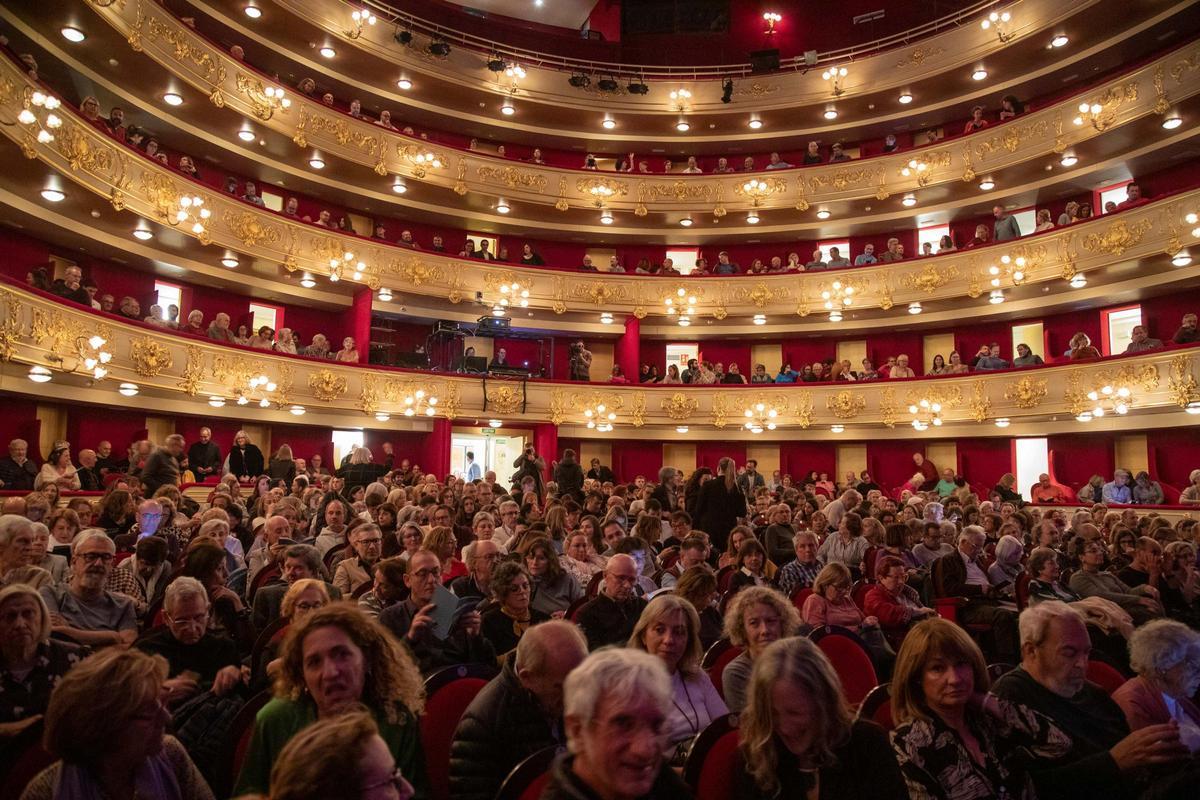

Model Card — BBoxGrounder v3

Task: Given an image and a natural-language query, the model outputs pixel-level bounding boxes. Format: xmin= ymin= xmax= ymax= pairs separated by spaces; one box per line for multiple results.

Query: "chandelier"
xmin=328 ymin=250 xmax=367 ymax=282
xmin=171 ymin=195 xmax=212 ymax=243
xmin=664 ymin=287 xmax=697 ymax=325
xmin=17 ymin=91 xmax=63 ymax=146
xmin=399 ymin=389 xmax=435 ymax=417
xmin=743 ymin=402 xmax=781 ymax=433
xmin=346 ymin=7 xmax=377 ymax=38
xmin=821 ymin=280 xmax=855 ymax=320
xmin=1076 ymin=384 xmax=1132 ymax=422
xmin=821 ymin=66 xmax=848 ymax=97
xmin=583 ymin=401 xmax=617 ymax=432
xmin=908 ymin=398 xmax=945 ymax=430
xmin=980 ymin=9 xmax=1014 ymax=42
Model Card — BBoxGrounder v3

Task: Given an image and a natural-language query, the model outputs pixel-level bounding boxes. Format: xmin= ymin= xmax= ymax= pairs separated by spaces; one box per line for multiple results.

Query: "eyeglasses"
xmin=78 ymin=551 xmax=114 ymax=563
xmin=411 ymin=568 xmax=442 ymax=579
xmin=295 ymin=601 xmax=326 ymax=611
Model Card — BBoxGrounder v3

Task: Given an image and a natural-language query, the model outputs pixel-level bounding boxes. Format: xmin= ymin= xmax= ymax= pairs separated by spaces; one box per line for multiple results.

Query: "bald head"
xmin=2 ymin=497 xmax=27 ymax=516
xmin=515 ymin=620 xmax=589 ymax=715
xmin=603 ymin=553 xmax=638 ymax=601
xmin=264 ymin=515 xmax=291 ymax=544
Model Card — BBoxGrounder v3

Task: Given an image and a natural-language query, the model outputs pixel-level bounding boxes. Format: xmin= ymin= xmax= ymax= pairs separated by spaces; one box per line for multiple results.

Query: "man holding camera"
xmin=512 ymin=445 xmax=546 ymax=497
xmin=569 ymin=340 xmax=592 ymax=381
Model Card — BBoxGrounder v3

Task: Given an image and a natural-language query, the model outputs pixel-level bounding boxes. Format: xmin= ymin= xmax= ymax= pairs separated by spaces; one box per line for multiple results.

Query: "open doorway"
xmin=450 ymin=430 xmax=528 ymax=480
xmin=331 ymin=429 xmax=364 ymax=467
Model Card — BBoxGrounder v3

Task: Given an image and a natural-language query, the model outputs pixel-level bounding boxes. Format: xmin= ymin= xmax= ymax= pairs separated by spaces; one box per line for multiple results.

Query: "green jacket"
xmin=233 ymin=696 xmax=428 ymax=798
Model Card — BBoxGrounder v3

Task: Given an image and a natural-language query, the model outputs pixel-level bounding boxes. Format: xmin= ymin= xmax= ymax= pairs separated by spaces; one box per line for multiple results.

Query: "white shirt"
xmin=663 ymin=670 xmax=728 ymax=751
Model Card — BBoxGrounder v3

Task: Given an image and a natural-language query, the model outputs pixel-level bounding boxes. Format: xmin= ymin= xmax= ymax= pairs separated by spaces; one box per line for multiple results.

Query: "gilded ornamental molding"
xmin=84 ymin=0 xmax=1200 ymax=217
xmin=3 ymin=284 xmax=1198 ymax=432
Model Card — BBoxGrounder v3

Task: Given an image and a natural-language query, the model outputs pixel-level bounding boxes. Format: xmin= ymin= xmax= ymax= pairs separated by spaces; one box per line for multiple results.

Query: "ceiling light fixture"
xmin=908 ymin=301 xmax=922 ymax=314
xmin=995 ymin=418 xmax=1011 ymax=428
xmin=676 ymin=119 xmax=690 ymax=132
xmin=28 ymin=365 xmax=52 ymax=383
xmin=208 ymin=396 xmax=226 ymax=407
xmin=118 ymin=382 xmax=139 ymax=397
xmin=243 ymin=4 xmax=262 ymax=18
xmin=392 ymin=179 xmax=407 ymax=194
xmin=396 ymin=77 xmax=413 ymax=90
xmin=237 ymin=128 xmax=255 ymax=142
xmin=1185 ymin=399 xmax=1200 ymax=416
xmin=816 ymin=209 xmax=831 ymax=220
xmin=496 ymin=199 xmax=511 ymax=214
xmin=378 ymin=288 xmax=393 ymax=301
xmin=901 ymin=193 xmax=917 ymax=207
xmin=1173 ymin=252 xmax=1193 ymax=267
xmin=162 ymin=92 xmax=183 ymax=106
xmin=1059 ymin=154 xmax=1078 ymax=167
xmin=972 ymin=68 xmax=988 ymax=81
xmin=989 ymin=289 xmax=1005 ymax=304
xmin=600 ymin=209 xmax=614 ymax=225
xmin=428 ymin=39 xmax=451 ymax=57
xmin=1069 ymin=273 xmax=1087 ymax=288
xmin=748 ymin=118 xmax=763 ymax=129
xmin=221 ymin=256 xmax=239 ymax=268
xmin=60 ymin=26 xmax=86 ymax=43
xmin=746 ymin=210 xmax=760 ymax=224
xmin=132 ymin=228 xmax=153 ymax=241
xmin=679 ymin=215 xmax=693 ymax=227
xmin=829 ymin=309 xmax=843 ymax=322
xmin=1051 ymin=33 xmax=1069 ymax=47
xmin=898 ymin=92 xmax=913 ymax=104
xmin=676 ymin=425 xmax=689 ymax=434
xmin=830 ymin=424 xmax=845 ymax=433
xmin=600 ymin=312 xmax=614 ymax=324
xmin=40 ymin=188 xmax=65 ymax=203
xmin=500 ymin=100 xmax=515 ymax=116
xmin=602 ymin=117 xmax=616 ymax=129
xmin=823 ymin=108 xmax=838 ymax=120
xmin=979 ymin=177 xmax=995 ymax=191
xmin=1163 ymin=115 xmax=1183 ymax=130
xmin=627 ymin=78 xmax=649 ymax=95
xmin=289 ymin=405 xmax=306 ymax=416
xmin=375 ymin=412 xmax=391 ymax=422
xmin=300 ymin=276 xmax=316 ymax=288
xmin=319 ymin=46 xmax=336 ymax=58
xmin=309 ymin=155 xmax=325 ymax=169
xmin=753 ymin=313 xmax=766 ymax=325
xmin=489 ymin=419 xmax=504 ymax=428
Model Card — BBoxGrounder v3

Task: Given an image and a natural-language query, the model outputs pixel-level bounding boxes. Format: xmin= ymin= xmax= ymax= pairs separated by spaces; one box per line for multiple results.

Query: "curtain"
xmin=695 ymin=441 xmax=746 ymax=474
xmin=779 ymin=442 xmax=836 ymax=482
xmin=957 ymin=439 xmax=1014 ymax=495
xmin=1047 ymin=433 xmax=1114 ymax=488
xmin=610 ymin=441 xmax=663 ymax=483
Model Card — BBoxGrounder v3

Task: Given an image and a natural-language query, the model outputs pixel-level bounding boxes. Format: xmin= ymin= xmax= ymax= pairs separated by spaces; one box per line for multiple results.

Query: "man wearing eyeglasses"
xmin=40 ymin=530 xmax=136 ymax=647
xmin=380 ymin=549 xmax=494 ymax=675
xmin=574 ymin=554 xmax=647 ymax=651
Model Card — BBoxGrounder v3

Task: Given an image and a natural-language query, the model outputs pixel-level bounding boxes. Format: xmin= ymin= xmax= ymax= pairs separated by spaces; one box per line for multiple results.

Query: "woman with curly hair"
xmin=721 ymin=585 xmax=801 ymax=713
xmin=234 ymin=603 xmax=428 ymax=797
xmin=737 ymin=637 xmax=905 ymax=799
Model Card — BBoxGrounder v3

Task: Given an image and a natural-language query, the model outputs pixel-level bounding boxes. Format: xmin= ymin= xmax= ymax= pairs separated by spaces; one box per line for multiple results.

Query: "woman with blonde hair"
xmin=735 ymin=637 xmax=906 ymax=798
xmin=422 ymin=525 xmax=466 ymax=581
xmin=21 ymin=648 xmax=212 ymax=800
xmin=627 ymin=594 xmax=728 ymax=761
xmin=721 ymin=586 xmax=801 ymax=713
xmin=268 ymin=443 xmax=297 ymax=485
xmin=269 ymin=710 xmax=415 ymax=800
xmin=234 ymin=603 xmax=428 ymax=797
xmin=803 ymin=562 xmax=895 ymax=675
xmin=891 ymin=618 xmax=1072 ymax=800
xmin=1068 ymin=331 xmax=1101 ymax=360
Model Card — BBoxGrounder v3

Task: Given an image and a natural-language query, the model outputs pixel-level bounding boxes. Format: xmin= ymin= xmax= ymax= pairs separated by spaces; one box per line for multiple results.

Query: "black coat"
xmin=228 ymin=444 xmax=264 ymax=479
xmin=553 ymin=460 xmax=585 ymax=503
xmin=693 ymin=478 xmax=747 ymax=552
xmin=575 ymin=592 xmax=646 ymax=651
xmin=0 ymin=457 xmax=37 ymax=491
xmin=449 ymin=661 xmax=565 ymax=800
xmin=541 ymin=753 xmax=691 ymax=800
xmin=337 ymin=462 xmax=387 ymax=493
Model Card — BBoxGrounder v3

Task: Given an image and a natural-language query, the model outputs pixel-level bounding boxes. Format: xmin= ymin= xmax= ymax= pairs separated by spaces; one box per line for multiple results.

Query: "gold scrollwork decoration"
xmin=1081 ymin=219 xmax=1154 ymax=256
xmin=902 ymin=263 xmax=960 ymax=294
xmin=969 ymin=380 xmax=993 ymax=423
xmin=308 ymin=369 xmax=348 ymax=402
xmin=477 ymin=165 xmax=548 ymax=192
xmin=485 ymin=385 xmax=524 ymax=415
xmin=178 ymin=346 xmax=205 ymax=396
xmin=1168 ymin=355 xmax=1199 ymax=407
xmin=1004 ymin=376 xmax=1048 ymax=409
xmin=129 ymin=336 xmax=173 ymax=377
xmin=660 ymin=393 xmax=698 ymax=421
xmin=827 ymin=391 xmax=867 ymax=419
xmin=0 ymin=290 xmax=23 ymax=362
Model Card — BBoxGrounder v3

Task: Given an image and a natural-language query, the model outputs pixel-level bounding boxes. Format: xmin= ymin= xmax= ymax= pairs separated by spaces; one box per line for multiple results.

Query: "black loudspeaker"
xmin=749 ymin=48 xmax=780 ymax=74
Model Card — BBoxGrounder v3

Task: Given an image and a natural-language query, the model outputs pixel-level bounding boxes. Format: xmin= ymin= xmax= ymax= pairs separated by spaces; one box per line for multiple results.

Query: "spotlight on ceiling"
xmin=627 ymin=77 xmax=649 ymax=95
xmin=396 ymin=77 xmax=412 ymax=90
xmin=1051 ymin=34 xmax=1069 ymax=48
xmin=60 ymin=26 xmax=86 ymax=43
xmin=428 ymin=39 xmax=451 ymax=57
xmin=1162 ymin=115 xmax=1183 ymax=130
xmin=318 ymin=46 xmax=336 ymax=59
xmin=598 ymin=75 xmax=619 ymax=92
xmin=721 ymin=77 xmax=734 ymax=104
xmin=568 ymin=72 xmax=591 ymax=88
xmin=748 ymin=118 xmax=763 ymax=129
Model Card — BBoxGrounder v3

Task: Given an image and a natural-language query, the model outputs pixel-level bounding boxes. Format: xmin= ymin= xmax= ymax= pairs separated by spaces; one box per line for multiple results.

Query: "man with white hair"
xmin=39 ymin=530 xmax=136 ymax=647
xmin=931 ymin=525 xmax=1020 ymax=660
xmin=541 ymin=647 xmax=690 ymax=800
xmin=207 ymin=311 xmax=235 ymax=342
xmin=0 ymin=439 xmax=37 ymax=491
xmin=136 ymin=576 xmax=245 ymax=706
xmin=823 ymin=488 xmax=860 ymax=531
xmin=0 ymin=514 xmax=44 ymax=586
xmin=450 ymin=621 xmax=588 ymax=800
xmin=187 ymin=427 xmax=222 ymax=483
xmin=992 ymin=601 xmax=1189 ymax=798
xmin=575 ymin=554 xmax=646 ymax=650
xmin=1103 ymin=469 xmax=1134 ymax=505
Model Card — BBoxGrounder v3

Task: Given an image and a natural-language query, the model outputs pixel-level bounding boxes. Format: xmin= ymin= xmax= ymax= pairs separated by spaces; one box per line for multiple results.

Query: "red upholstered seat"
xmin=850 ymin=580 xmax=873 ymax=612
xmin=1014 ymin=572 xmax=1032 ymax=611
xmin=701 ymin=638 xmax=744 ymax=701
xmin=716 ymin=565 xmax=735 ymax=593
xmin=790 ymin=586 xmax=813 ymax=613
xmin=247 ymin=563 xmax=281 ymax=603
xmin=810 ymin=626 xmax=878 ymax=707
xmin=856 ymin=682 xmax=894 ymax=730
xmin=249 ymin=617 xmax=290 ymax=685
xmin=683 ymin=715 xmax=741 ymax=800
xmin=495 ymin=745 xmax=558 ymax=800
xmin=420 ymin=664 xmax=499 ymax=800
xmin=0 ymin=720 xmax=53 ymax=799
xmin=862 ymin=546 xmax=880 ymax=581
xmin=1086 ymin=659 xmax=1127 ymax=695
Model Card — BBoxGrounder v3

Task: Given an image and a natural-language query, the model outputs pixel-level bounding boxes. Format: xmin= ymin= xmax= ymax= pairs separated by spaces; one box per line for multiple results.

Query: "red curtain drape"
xmin=1146 ymin=428 xmax=1200 ymax=487
xmin=66 ymin=406 xmax=149 ymax=462
xmin=956 ymin=439 xmax=1014 ymax=494
xmin=866 ymin=440 xmax=923 ymax=492
xmin=0 ymin=395 xmax=44 ymax=463
xmin=1047 ymin=433 xmax=1114 ymax=488
xmin=694 ymin=441 xmax=747 ymax=474
xmin=610 ymin=440 xmax=663 ymax=483
xmin=779 ymin=442 xmax=836 ymax=482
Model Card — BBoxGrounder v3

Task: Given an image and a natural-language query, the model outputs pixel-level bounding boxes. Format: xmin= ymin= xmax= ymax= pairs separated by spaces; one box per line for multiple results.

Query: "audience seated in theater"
xmin=721 ymin=585 xmax=801 ymax=713
xmin=865 ymin=555 xmax=937 ymax=646
xmin=992 ymin=602 xmax=1193 ymax=799
xmin=0 ymin=438 xmax=38 ymax=492
xmin=20 ymin=647 xmax=214 ymax=800
xmin=38 ymin=530 xmax=135 ymax=648
xmin=1172 ymin=312 xmax=1198 ymax=343
xmin=930 ymin=526 xmax=1020 ymax=661
xmin=234 ymin=604 xmax=429 ymax=797
xmin=1124 ymin=325 xmax=1164 ymax=354
xmin=1112 ymin=619 xmax=1200 ymax=738
xmin=251 ymin=543 xmax=343 ymax=631
xmin=802 ymin=562 xmax=896 ymax=675
xmin=1069 ymin=331 xmax=1102 ymax=360
xmin=574 ymin=553 xmax=646 ymax=650
xmin=479 ymin=560 xmax=550 ymax=663
xmin=450 ymin=621 xmax=587 ymax=800
xmin=735 ymin=637 xmax=908 ymax=799
xmin=1069 ymin=539 xmax=1163 ymax=626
